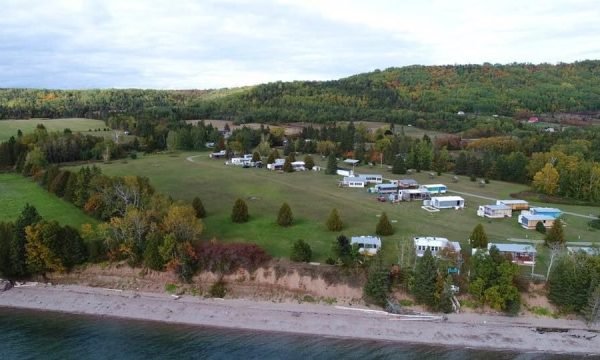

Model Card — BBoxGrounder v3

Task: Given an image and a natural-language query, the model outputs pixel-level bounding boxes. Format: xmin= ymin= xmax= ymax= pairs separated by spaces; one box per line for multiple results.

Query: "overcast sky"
xmin=1 ymin=0 xmax=599 ymax=89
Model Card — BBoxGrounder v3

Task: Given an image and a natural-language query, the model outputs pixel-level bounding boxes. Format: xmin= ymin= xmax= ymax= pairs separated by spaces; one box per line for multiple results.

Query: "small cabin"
xmin=351 ymin=236 xmax=381 ymax=256
xmin=518 ymin=213 xmax=556 ymax=229
xmin=336 ymin=168 xmax=354 ymax=177
xmin=413 ymin=237 xmax=461 ymax=258
xmin=488 ymin=243 xmax=536 ymax=266
xmin=496 ymin=200 xmax=529 ymax=211
xmin=420 ymin=184 xmax=447 ymax=194
xmin=430 ymin=196 xmax=464 ymax=209
xmin=477 ymin=204 xmax=512 ymax=218
xmin=357 ymin=174 xmax=383 ymax=184
xmin=375 ymin=183 xmax=399 ymax=194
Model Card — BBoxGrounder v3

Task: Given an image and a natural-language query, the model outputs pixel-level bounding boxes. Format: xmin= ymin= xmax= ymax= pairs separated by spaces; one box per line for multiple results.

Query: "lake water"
xmin=0 ymin=308 xmax=589 ymax=359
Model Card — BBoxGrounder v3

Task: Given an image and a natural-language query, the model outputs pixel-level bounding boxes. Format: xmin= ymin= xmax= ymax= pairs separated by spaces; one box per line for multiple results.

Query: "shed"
xmin=477 ymin=204 xmax=511 ymax=218
xmin=430 ymin=196 xmax=464 ymax=209
xmin=488 ymin=243 xmax=536 ymax=265
xmin=496 ymin=200 xmax=529 ymax=211
xmin=351 ymin=236 xmax=381 ymax=256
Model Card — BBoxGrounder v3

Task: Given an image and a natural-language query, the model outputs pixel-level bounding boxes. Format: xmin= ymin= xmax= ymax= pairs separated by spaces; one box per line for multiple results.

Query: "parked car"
xmin=376 ymin=195 xmax=387 ymax=202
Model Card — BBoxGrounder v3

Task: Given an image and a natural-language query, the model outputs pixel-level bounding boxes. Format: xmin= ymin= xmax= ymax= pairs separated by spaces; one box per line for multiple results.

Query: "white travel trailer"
xmin=350 ymin=236 xmax=382 ymax=256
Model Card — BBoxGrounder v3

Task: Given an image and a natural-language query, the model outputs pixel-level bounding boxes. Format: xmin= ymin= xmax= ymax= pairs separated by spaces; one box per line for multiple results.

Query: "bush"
xmin=209 ymin=279 xmax=227 ymax=298
xmin=129 ymin=152 xmax=137 ymax=159
xmin=326 ymin=208 xmax=343 ymax=231
xmin=277 ymin=202 xmax=293 ymax=226
xmin=375 ymin=212 xmax=394 ymax=236
xmin=165 ymin=283 xmax=178 ymax=294
xmin=325 ymin=257 xmax=336 ymax=265
xmin=231 ymin=198 xmax=249 ymax=223
xmin=536 ymin=221 xmax=546 ymax=234
xmin=192 ymin=197 xmax=206 ymax=218
xmin=290 ymin=239 xmax=312 ymax=262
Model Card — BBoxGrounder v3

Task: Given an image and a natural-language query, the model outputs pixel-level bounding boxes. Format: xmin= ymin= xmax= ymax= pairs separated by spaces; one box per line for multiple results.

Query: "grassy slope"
xmin=0 ymin=173 xmax=98 ymax=228
xmin=0 ymin=118 xmax=107 ymax=141
xmin=78 ymin=152 xmax=598 ymax=266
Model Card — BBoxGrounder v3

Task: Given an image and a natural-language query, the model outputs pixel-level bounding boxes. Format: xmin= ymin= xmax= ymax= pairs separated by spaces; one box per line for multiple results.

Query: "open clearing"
xmin=73 ymin=152 xmax=598 ymax=267
xmin=0 ymin=118 xmax=108 ymax=141
xmin=0 ymin=173 xmax=98 ymax=228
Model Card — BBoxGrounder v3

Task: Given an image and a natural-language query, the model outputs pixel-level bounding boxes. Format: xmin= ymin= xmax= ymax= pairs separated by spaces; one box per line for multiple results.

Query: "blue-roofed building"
xmin=518 ymin=212 xmax=557 ymax=229
xmin=530 ymin=207 xmax=562 ymax=219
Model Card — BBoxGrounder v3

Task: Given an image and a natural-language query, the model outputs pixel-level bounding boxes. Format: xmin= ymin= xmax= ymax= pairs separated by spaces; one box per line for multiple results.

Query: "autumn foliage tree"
xmin=533 ymin=163 xmax=560 ymax=195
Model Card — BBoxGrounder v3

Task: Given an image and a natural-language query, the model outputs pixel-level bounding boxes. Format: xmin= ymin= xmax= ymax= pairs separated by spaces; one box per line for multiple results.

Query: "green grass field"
xmin=0 ymin=173 xmax=98 ymax=228
xmin=74 ymin=152 xmax=598 ymax=266
xmin=0 ymin=118 xmax=108 ymax=141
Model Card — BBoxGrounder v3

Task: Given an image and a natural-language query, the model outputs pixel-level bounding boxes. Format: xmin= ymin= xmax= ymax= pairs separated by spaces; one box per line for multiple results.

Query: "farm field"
xmin=0 ymin=118 xmax=108 ymax=141
xmin=74 ymin=152 xmax=599 ymax=267
xmin=0 ymin=173 xmax=98 ymax=228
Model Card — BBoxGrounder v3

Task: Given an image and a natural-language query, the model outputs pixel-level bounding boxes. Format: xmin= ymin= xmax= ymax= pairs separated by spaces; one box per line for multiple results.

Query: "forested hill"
xmin=1 ymin=61 xmax=600 ymax=130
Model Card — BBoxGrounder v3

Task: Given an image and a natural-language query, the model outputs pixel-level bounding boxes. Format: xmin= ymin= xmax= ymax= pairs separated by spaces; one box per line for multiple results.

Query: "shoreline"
xmin=1 ymin=284 xmax=599 ymax=355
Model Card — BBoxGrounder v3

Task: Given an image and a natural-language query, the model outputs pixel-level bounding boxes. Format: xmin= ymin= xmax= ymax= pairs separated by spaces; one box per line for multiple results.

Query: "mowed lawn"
xmin=78 ymin=152 xmax=599 ymax=263
xmin=0 ymin=173 xmax=97 ymax=228
xmin=0 ymin=118 xmax=107 ymax=141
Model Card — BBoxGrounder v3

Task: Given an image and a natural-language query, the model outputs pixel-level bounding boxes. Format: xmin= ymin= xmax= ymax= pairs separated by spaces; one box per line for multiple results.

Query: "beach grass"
xmin=0 ymin=173 xmax=98 ymax=228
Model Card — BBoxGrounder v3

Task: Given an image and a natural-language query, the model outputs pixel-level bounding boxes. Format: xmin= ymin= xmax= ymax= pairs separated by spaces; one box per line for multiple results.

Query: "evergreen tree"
xmin=303 ymin=155 xmax=315 ymax=170
xmin=375 ymin=212 xmax=394 ymax=236
xmin=413 ymin=248 xmax=438 ymax=308
xmin=9 ymin=204 xmax=42 ymax=277
xmin=545 ymin=220 xmax=565 ymax=246
xmin=143 ymin=233 xmax=165 ymax=271
xmin=470 ymin=224 xmax=488 ymax=249
xmin=363 ymin=255 xmax=390 ymax=306
xmin=283 ymin=156 xmax=294 ymax=173
xmin=63 ymin=171 xmax=78 ymax=203
xmin=536 ymin=221 xmax=546 ymax=234
xmin=277 ymin=202 xmax=293 ymax=226
xmin=325 ymin=153 xmax=337 ymax=175
xmin=266 ymin=152 xmax=276 ymax=165
xmin=326 ymin=208 xmax=343 ymax=231
xmin=433 ymin=147 xmax=449 ymax=175
xmin=454 ymin=151 xmax=468 ymax=175
xmin=584 ymin=282 xmax=600 ymax=325
xmin=231 ymin=198 xmax=249 ymax=223
xmin=0 ymin=222 xmax=14 ymax=276
xmin=290 ymin=239 xmax=312 ymax=262
xmin=191 ymin=197 xmax=206 ymax=218
xmin=438 ymin=275 xmax=455 ymax=313
xmin=392 ymin=156 xmax=407 ymax=175
xmin=252 ymin=151 xmax=261 ymax=162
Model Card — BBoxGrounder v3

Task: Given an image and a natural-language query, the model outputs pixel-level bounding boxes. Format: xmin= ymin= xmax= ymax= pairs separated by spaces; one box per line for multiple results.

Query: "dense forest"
xmin=2 ymin=61 xmax=600 ymax=132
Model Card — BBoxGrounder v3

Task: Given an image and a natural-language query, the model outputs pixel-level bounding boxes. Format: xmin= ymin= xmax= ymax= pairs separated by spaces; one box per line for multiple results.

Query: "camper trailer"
xmin=419 ymin=184 xmax=447 ymax=194
xmin=430 ymin=196 xmax=464 ymax=209
xmin=350 ymin=236 xmax=381 ymax=256
xmin=477 ymin=204 xmax=512 ymax=218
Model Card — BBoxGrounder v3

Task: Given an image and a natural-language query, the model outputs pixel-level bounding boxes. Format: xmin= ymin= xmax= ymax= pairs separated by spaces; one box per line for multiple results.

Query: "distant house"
xmin=351 ymin=236 xmax=381 ymax=256
xmin=457 ymin=111 xmax=465 ymax=116
xmin=398 ymin=179 xmax=419 ymax=189
xmin=291 ymin=161 xmax=305 ymax=171
xmin=419 ymin=184 xmax=447 ymax=194
xmin=477 ymin=204 xmax=512 ymax=218
xmin=394 ymin=188 xmax=430 ymax=201
xmin=343 ymin=159 xmax=360 ymax=166
xmin=429 ymin=196 xmax=465 ymax=209
xmin=336 ymin=168 xmax=354 ymax=177
xmin=209 ymin=150 xmax=226 ymax=159
xmin=496 ymin=200 xmax=529 ymax=211
xmin=341 ymin=176 xmax=367 ymax=188
xmin=528 ymin=116 xmax=539 ymax=123
xmin=357 ymin=174 xmax=383 ymax=184
xmin=267 ymin=158 xmax=285 ymax=170
xmin=374 ymin=183 xmax=399 ymax=194
xmin=414 ymin=237 xmax=461 ymax=258
xmin=518 ymin=213 xmax=557 ymax=229
xmin=487 ymin=243 xmax=536 ymax=266
xmin=529 ymin=207 xmax=562 ymax=219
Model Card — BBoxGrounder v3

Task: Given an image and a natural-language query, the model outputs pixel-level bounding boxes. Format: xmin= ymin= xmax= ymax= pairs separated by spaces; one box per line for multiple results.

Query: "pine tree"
xmin=454 ymin=151 xmax=468 ymax=175
xmin=375 ymin=212 xmax=394 ymax=236
xmin=252 ymin=151 xmax=261 ymax=162
xmin=584 ymin=282 xmax=600 ymax=325
xmin=290 ymin=239 xmax=312 ymax=262
xmin=191 ymin=197 xmax=206 ymax=218
xmin=325 ymin=153 xmax=337 ymax=175
xmin=363 ymin=255 xmax=391 ymax=306
xmin=392 ymin=156 xmax=407 ymax=175
xmin=267 ymin=152 xmax=276 ymax=165
xmin=470 ymin=224 xmax=488 ymax=249
xmin=304 ymin=155 xmax=315 ymax=170
xmin=231 ymin=198 xmax=249 ymax=223
xmin=326 ymin=208 xmax=343 ymax=231
xmin=413 ymin=248 xmax=438 ymax=308
xmin=277 ymin=202 xmax=293 ymax=226
xmin=545 ymin=219 xmax=565 ymax=246
xmin=9 ymin=204 xmax=42 ymax=277
xmin=283 ymin=156 xmax=294 ymax=173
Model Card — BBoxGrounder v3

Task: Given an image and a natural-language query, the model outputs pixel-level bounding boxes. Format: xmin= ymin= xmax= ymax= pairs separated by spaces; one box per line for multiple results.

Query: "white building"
xmin=342 ymin=176 xmax=367 ymax=188
xmin=351 ymin=236 xmax=382 ymax=256
xmin=413 ymin=237 xmax=461 ymax=257
xmin=267 ymin=158 xmax=285 ymax=170
xmin=429 ymin=196 xmax=465 ymax=209
xmin=477 ymin=204 xmax=512 ymax=218
xmin=356 ymin=174 xmax=383 ymax=184
xmin=291 ymin=161 xmax=306 ymax=171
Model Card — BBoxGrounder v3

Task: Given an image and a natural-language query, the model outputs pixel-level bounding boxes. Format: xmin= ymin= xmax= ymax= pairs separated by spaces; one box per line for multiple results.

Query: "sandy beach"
xmin=0 ymin=283 xmax=599 ymax=355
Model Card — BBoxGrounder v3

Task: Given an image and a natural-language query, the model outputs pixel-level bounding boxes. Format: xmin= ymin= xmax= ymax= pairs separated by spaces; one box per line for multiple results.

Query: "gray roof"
xmin=488 ymin=243 xmax=536 ymax=254
xmin=399 ymin=179 xmax=418 ymax=185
